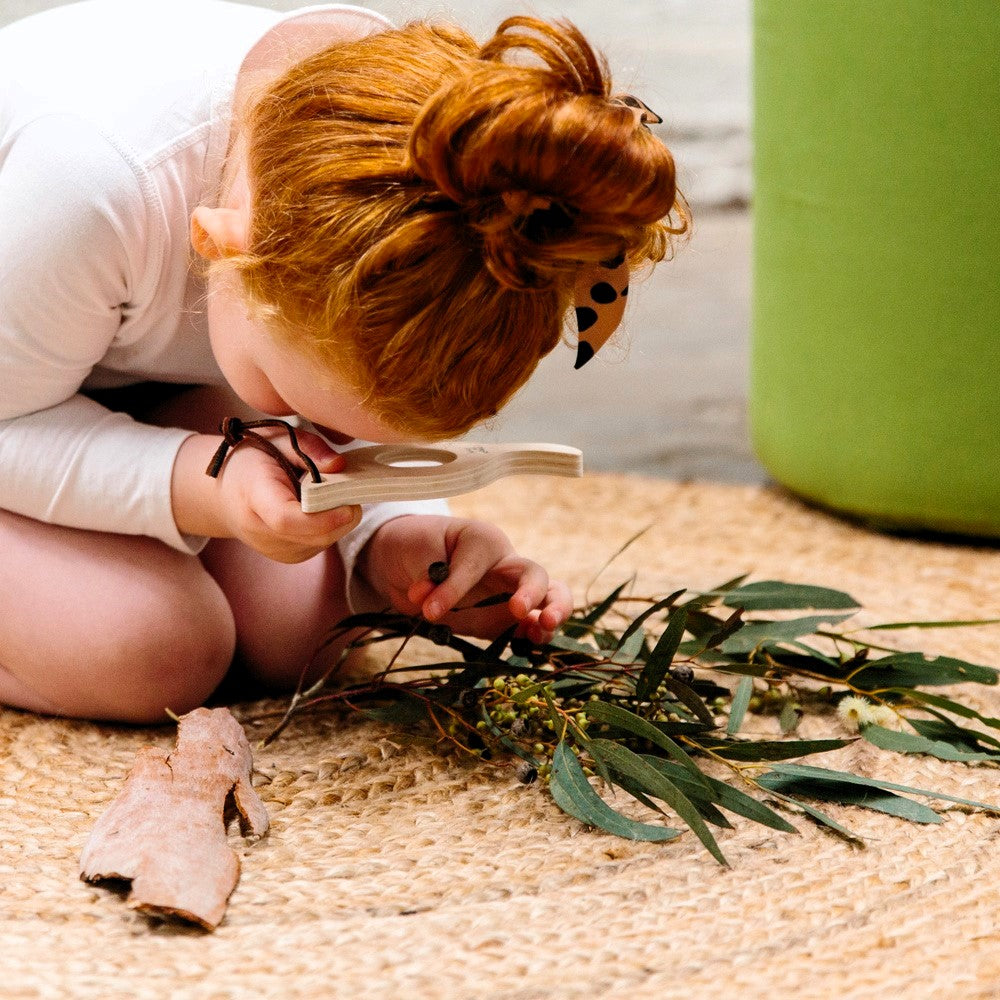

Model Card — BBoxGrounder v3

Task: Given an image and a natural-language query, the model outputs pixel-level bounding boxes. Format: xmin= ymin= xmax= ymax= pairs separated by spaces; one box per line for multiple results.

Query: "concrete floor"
xmin=2 ymin=0 xmax=762 ymax=484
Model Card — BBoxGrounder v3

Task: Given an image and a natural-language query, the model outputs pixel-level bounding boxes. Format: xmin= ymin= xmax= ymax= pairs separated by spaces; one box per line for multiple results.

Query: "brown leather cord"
xmin=205 ymin=417 xmax=322 ymax=501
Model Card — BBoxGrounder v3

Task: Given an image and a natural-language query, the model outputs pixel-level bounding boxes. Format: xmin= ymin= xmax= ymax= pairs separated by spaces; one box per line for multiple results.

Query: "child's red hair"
xmin=233 ymin=16 xmax=689 ymax=437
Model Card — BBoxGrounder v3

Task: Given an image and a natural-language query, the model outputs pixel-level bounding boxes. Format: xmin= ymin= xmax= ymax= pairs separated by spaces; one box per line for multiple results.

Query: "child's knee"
xmin=105 ymin=573 xmax=237 ymax=724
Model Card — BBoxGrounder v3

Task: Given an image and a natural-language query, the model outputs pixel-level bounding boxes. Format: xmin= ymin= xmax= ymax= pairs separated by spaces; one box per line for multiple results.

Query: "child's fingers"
xmin=506 ymin=561 xmax=554 ymax=619
xmin=420 ymin=555 xmax=499 ymax=621
xmin=423 ymin=555 xmax=549 ymax=623
xmin=407 ymin=578 xmax=437 ymax=608
xmin=516 ymin=581 xmax=572 ymax=643
xmin=250 ymin=471 xmax=360 ymax=551
xmin=537 ymin=579 xmax=573 ymax=629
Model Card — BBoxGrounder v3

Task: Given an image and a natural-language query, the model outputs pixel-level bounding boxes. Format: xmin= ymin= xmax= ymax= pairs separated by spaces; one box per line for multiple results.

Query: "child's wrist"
xmin=170 ymin=433 xmax=229 ymax=539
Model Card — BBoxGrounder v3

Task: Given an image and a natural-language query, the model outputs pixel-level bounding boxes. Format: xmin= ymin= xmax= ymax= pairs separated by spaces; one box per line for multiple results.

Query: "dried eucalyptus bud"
xmin=428 ymin=561 xmax=450 ymax=584
xmin=515 ymin=761 xmax=538 ymax=784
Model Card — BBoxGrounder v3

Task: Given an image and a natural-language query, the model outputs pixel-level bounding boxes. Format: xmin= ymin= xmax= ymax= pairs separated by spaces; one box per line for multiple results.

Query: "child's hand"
xmin=358 ymin=515 xmax=573 ymax=643
xmin=172 ymin=428 xmax=361 ymax=562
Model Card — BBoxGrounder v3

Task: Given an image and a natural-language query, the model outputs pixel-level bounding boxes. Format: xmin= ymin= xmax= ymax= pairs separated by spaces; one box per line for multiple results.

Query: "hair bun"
xmin=406 ymin=16 xmax=687 ymax=291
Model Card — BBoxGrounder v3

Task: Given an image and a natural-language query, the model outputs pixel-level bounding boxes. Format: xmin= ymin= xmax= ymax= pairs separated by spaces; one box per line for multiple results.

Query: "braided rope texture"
xmin=3 ymin=475 xmax=1000 ymax=999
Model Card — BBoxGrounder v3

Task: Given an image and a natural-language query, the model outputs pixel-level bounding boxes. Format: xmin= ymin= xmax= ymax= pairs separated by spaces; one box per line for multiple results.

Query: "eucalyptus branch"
xmin=261 ymin=574 xmax=1000 ymax=863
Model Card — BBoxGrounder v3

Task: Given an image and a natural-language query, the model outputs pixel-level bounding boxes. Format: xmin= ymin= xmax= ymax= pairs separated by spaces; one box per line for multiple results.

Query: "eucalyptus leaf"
xmin=683 ymin=574 xmax=750 ymax=610
xmin=779 ymin=700 xmax=802 ymax=734
xmin=648 ymin=719 xmax=716 ymax=737
xmin=634 ymin=607 xmax=689 ymax=701
xmin=655 ymin=675 xmax=716 ymax=727
xmin=723 ymin=581 xmax=860 ymax=611
xmin=850 ymin=652 xmax=999 ymax=690
xmin=899 ymin=690 xmax=1000 ymax=731
xmin=588 ymin=739 xmax=728 ymax=865
xmin=549 ymin=741 xmax=680 ymax=843
xmin=682 ymin=609 xmax=731 ymax=641
xmin=767 ymin=763 xmax=1000 ymax=813
xmin=699 ymin=775 xmax=798 ymax=833
xmin=580 ymin=581 xmax=631 ymax=627
xmin=757 ymin=773 xmax=943 ymax=824
xmin=781 ymin=640 xmax=843 ymax=670
xmin=583 ymin=701 xmax=710 ymax=790
xmin=614 ymin=591 xmax=686 ymax=654
xmin=720 ymin=614 xmax=855 ymax=655
xmin=909 ymin=716 xmax=1000 ymax=753
xmin=509 ymin=681 xmax=548 ymax=704
xmin=548 ymin=633 xmax=603 ymax=656
xmin=861 ymin=724 xmax=996 ymax=763
xmin=483 ymin=624 xmax=518 ymax=661
xmin=697 ymin=738 xmax=852 ymax=762
xmin=612 ymin=771 xmax=674 ymax=819
xmin=862 ymin=618 xmax=1000 ymax=631
xmin=698 ymin=608 xmax=746 ymax=651
xmin=758 ymin=787 xmax=862 ymax=842
xmin=727 ymin=675 xmax=754 ymax=736
xmin=635 ymin=757 xmax=733 ymax=828
xmin=611 ymin=626 xmax=647 ymax=665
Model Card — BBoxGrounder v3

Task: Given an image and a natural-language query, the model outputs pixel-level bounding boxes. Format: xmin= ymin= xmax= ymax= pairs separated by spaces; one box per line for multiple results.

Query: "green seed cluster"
xmin=458 ymin=673 xmax=601 ymax=782
xmin=746 ymin=684 xmax=800 ymax=715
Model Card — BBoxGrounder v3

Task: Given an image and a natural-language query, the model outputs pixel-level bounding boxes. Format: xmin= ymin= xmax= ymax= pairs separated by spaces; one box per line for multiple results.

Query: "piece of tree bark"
xmin=79 ymin=707 xmax=269 ymax=930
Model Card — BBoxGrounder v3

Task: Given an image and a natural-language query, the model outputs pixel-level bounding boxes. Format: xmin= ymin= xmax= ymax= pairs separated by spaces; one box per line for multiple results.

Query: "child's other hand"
xmin=172 ymin=428 xmax=361 ymax=562
xmin=359 ymin=515 xmax=572 ymax=643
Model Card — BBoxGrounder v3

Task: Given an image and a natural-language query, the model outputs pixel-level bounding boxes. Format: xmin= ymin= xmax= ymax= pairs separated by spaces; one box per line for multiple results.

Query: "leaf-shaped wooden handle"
xmin=299 ymin=441 xmax=583 ymax=512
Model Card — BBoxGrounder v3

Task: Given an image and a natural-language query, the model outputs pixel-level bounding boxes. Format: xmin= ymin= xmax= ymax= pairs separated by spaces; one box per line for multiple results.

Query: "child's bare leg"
xmin=141 ymin=383 xmax=361 ymax=695
xmin=199 ymin=538 xmax=354 ymax=694
xmin=0 ymin=509 xmax=235 ymax=724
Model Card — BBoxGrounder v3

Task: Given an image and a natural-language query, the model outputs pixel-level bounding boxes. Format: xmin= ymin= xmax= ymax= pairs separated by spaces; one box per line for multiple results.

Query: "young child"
xmin=0 ymin=1 xmax=687 ymax=724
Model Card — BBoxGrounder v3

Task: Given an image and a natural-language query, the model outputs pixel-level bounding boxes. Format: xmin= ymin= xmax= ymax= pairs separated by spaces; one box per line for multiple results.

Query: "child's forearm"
xmin=0 ymin=395 xmax=201 ymax=553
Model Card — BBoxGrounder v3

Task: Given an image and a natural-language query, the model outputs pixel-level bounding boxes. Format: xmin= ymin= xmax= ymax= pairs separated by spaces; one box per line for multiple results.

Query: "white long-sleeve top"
xmin=0 ymin=0 xmax=447 ymax=608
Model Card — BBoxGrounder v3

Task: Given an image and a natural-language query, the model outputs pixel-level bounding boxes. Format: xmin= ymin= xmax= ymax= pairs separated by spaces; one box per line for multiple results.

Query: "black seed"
xmin=427 ymin=561 xmax=449 ymax=584
xmin=516 ymin=762 xmax=538 ymax=784
xmin=590 ymin=281 xmax=617 ymax=304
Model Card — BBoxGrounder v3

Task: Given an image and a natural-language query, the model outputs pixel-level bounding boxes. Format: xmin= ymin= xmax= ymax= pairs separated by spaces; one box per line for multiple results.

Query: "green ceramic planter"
xmin=751 ymin=2 xmax=1000 ymax=537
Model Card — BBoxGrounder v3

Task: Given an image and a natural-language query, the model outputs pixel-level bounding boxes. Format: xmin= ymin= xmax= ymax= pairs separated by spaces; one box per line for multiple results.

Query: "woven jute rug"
xmin=4 ymin=475 xmax=1000 ymax=1000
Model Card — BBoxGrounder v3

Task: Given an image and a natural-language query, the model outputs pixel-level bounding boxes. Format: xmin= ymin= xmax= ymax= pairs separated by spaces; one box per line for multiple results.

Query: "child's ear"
xmin=190 ymin=206 xmax=247 ymax=260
